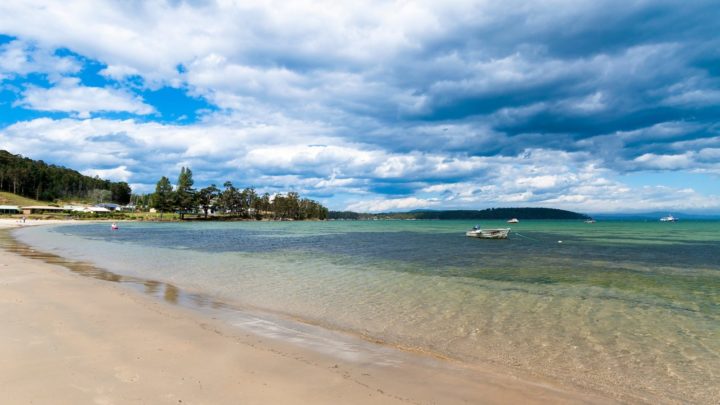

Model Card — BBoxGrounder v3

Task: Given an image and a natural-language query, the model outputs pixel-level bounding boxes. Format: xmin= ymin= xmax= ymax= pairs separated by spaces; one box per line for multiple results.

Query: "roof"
xmin=0 ymin=205 xmax=21 ymax=210
xmin=84 ymin=207 xmax=111 ymax=212
xmin=21 ymin=206 xmax=65 ymax=211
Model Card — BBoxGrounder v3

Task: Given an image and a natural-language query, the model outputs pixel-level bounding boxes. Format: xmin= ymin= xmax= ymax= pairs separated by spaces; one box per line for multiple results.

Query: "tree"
xmin=0 ymin=150 xmax=130 ymax=202
xmin=111 ymin=182 xmax=132 ymax=205
xmin=198 ymin=184 xmax=220 ymax=219
xmin=152 ymin=176 xmax=174 ymax=219
xmin=219 ymin=181 xmax=241 ymax=215
xmin=88 ymin=189 xmax=112 ymax=204
xmin=272 ymin=193 xmax=286 ymax=219
xmin=259 ymin=192 xmax=271 ymax=215
xmin=175 ymin=167 xmax=196 ymax=219
xmin=240 ymin=187 xmax=257 ymax=217
xmin=130 ymin=193 xmax=151 ymax=211
xmin=286 ymin=191 xmax=300 ymax=219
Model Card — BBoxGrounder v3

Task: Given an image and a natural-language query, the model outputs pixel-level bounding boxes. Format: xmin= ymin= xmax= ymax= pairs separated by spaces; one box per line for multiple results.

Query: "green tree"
xmin=219 ymin=181 xmax=241 ymax=215
xmin=272 ymin=193 xmax=286 ymax=219
xmin=0 ymin=150 xmax=132 ymax=202
xmin=260 ymin=192 xmax=271 ymax=216
xmin=240 ymin=187 xmax=257 ymax=217
xmin=110 ymin=182 xmax=132 ymax=205
xmin=175 ymin=167 xmax=197 ymax=219
xmin=152 ymin=176 xmax=174 ymax=219
xmin=286 ymin=191 xmax=300 ymax=219
xmin=198 ymin=184 xmax=220 ymax=219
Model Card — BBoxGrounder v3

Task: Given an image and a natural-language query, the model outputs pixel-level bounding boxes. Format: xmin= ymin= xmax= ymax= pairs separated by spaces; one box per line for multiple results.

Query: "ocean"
xmin=12 ymin=220 xmax=720 ymax=402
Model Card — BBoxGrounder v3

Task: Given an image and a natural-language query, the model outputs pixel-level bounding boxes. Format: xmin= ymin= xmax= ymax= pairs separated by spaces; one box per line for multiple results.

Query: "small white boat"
xmin=660 ymin=215 xmax=678 ymax=222
xmin=584 ymin=219 xmax=596 ymax=223
xmin=507 ymin=218 xmax=519 ymax=223
xmin=466 ymin=225 xmax=510 ymax=239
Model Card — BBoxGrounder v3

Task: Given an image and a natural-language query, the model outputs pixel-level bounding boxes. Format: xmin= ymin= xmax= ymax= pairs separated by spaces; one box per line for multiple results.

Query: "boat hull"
xmin=465 ymin=228 xmax=510 ymax=239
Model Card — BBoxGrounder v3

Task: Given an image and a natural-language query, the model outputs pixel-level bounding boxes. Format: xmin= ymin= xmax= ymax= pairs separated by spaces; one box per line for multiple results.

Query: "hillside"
xmin=329 ymin=207 xmax=590 ymax=220
xmin=0 ymin=150 xmax=131 ymax=203
xmin=0 ymin=191 xmax=49 ymax=207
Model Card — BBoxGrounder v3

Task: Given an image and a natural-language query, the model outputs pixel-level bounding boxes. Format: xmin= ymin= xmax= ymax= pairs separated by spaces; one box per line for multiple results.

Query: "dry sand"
xmin=0 ymin=219 xmax=615 ymax=404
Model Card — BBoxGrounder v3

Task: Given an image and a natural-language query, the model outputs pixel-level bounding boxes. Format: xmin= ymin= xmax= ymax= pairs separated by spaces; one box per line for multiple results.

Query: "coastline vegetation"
xmin=133 ymin=167 xmax=329 ymax=221
xmin=0 ymin=150 xmax=327 ymax=221
xmin=0 ymin=150 xmax=131 ymax=204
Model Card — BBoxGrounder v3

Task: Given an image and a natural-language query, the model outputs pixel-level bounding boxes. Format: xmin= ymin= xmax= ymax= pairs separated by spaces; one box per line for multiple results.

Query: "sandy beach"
xmin=0 ymin=220 xmax=615 ymax=404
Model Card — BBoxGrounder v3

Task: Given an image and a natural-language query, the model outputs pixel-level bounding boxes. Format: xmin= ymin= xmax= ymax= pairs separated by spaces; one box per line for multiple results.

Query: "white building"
xmin=0 ymin=205 xmax=21 ymax=214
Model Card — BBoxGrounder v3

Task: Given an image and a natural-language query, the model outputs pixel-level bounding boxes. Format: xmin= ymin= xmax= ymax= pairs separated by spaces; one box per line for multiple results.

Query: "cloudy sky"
xmin=1 ymin=0 xmax=719 ymax=213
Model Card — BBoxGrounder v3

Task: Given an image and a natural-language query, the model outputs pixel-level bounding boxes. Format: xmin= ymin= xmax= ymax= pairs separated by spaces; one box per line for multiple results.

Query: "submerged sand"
xmin=0 ymin=219 xmax=615 ymax=404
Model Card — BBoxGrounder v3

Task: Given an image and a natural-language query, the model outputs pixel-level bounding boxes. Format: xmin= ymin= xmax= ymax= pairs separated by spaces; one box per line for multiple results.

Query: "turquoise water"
xmin=15 ymin=220 xmax=720 ymax=402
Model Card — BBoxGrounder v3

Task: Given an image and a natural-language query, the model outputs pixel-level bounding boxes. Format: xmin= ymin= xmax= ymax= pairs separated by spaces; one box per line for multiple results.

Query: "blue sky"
xmin=0 ymin=1 xmax=719 ymax=213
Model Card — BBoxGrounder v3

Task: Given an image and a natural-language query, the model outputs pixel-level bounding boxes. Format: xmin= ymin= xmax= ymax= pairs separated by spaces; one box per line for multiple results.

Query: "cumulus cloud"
xmin=345 ymin=197 xmax=441 ymax=213
xmin=17 ymin=78 xmax=154 ymax=117
xmin=0 ymin=1 xmax=719 ymax=211
xmin=82 ymin=165 xmax=133 ymax=182
xmin=1 ymin=115 xmax=718 ymax=212
xmin=0 ymin=39 xmax=80 ymax=80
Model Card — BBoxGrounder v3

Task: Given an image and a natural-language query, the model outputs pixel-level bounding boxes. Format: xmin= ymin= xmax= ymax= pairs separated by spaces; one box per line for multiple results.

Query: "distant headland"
xmin=329 ymin=207 xmax=590 ymax=220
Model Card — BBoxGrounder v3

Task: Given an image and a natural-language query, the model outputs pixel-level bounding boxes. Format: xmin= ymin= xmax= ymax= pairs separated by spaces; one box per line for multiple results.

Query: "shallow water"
xmin=14 ymin=220 xmax=720 ymax=403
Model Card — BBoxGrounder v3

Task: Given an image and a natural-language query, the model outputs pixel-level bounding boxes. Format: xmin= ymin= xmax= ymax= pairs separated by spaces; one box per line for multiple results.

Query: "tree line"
xmin=0 ymin=150 xmax=131 ymax=204
xmin=137 ymin=167 xmax=329 ymax=220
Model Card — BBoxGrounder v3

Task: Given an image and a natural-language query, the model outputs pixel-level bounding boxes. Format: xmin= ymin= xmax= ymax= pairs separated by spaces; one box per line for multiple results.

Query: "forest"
xmin=0 ymin=150 xmax=131 ymax=203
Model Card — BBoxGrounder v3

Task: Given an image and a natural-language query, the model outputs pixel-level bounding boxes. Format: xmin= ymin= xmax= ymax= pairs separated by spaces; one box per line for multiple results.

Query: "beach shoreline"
xmin=0 ymin=219 xmax=617 ymax=404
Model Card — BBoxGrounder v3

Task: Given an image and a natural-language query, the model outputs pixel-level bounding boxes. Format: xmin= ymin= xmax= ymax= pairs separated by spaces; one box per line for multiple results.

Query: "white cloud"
xmin=516 ymin=175 xmax=561 ymax=190
xmin=345 ymin=197 xmax=440 ymax=213
xmin=633 ymin=153 xmax=693 ymax=170
xmin=82 ymin=165 xmax=132 ymax=182
xmin=0 ymin=1 xmax=719 ymax=212
xmin=0 ymin=39 xmax=80 ymax=80
xmin=1 ymin=115 xmax=718 ymax=211
xmin=18 ymin=78 xmax=155 ymax=117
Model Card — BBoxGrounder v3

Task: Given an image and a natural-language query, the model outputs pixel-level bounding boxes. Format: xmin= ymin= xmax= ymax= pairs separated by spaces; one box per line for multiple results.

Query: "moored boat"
xmin=507 ymin=218 xmax=519 ymax=223
xmin=466 ymin=225 xmax=510 ymax=239
xmin=660 ymin=215 xmax=678 ymax=222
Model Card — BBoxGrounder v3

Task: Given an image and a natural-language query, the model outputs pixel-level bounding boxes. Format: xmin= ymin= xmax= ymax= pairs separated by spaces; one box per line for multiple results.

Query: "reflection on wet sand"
xmin=0 ymin=229 xmax=229 ymax=313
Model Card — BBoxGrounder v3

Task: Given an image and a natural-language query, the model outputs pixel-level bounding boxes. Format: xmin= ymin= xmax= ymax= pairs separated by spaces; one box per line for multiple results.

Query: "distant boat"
xmin=660 ymin=215 xmax=678 ymax=222
xmin=466 ymin=225 xmax=510 ymax=239
xmin=584 ymin=219 xmax=596 ymax=223
xmin=507 ymin=218 xmax=519 ymax=223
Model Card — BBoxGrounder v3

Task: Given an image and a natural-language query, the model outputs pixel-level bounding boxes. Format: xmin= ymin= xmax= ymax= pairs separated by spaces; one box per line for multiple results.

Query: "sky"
xmin=0 ymin=0 xmax=719 ymax=213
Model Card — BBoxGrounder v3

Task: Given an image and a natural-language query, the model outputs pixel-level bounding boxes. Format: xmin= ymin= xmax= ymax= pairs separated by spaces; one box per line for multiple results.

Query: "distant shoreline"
xmin=330 ymin=207 xmax=590 ymax=220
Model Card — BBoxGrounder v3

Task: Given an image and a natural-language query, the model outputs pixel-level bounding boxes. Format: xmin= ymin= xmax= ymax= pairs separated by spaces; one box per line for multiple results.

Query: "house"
xmin=96 ymin=203 xmax=121 ymax=211
xmin=0 ymin=205 xmax=21 ymax=214
xmin=62 ymin=205 xmax=111 ymax=213
xmin=21 ymin=206 xmax=65 ymax=215
xmin=63 ymin=205 xmax=87 ymax=212
xmin=84 ymin=206 xmax=112 ymax=213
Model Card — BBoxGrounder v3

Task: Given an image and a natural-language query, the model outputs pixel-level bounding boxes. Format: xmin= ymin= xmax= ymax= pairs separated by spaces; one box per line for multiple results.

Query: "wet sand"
xmin=0 ymin=219 xmax=615 ymax=404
